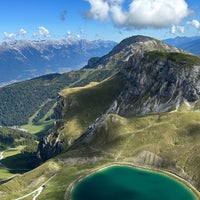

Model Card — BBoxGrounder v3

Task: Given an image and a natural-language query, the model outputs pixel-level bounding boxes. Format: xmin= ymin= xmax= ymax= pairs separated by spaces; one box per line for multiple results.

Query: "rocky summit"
xmin=2 ymin=35 xmax=200 ymax=199
xmin=38 ymin=35 xmax=200 ymax=159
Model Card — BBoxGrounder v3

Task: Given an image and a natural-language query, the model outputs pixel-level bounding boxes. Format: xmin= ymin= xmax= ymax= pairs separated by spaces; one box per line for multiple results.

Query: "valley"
xmin=0 ymin=35 xmax=200 ymax=200
xmin=0 ymin=39 xmax=116 ymax=85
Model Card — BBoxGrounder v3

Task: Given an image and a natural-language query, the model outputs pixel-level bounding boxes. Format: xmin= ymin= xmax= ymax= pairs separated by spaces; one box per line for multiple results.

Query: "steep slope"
xmin=0 ymin=62 xmax=121 ymax=127
xmin=84 ymin=35 xmax=186 ymax=70
xmin=0 ymin=39 xmax=116 ymax=84
xmin=38 ymin=35 xmax=191 ymax=159
xmin=38 ymin=74 xmax=124 ymax=160
xmin=0 ymin=72 xmax=83 ymax=126
xmin=0 ymin=35 xmax=184 ymax=127
xmin=116 ymin=51 xmax=200 ymax=116
xmin=1 ymin=35 xmax=200 ymax=199
xmin=0 ymin=126 xmax=36 ymax=151
xmin=164 ymin=36 xmax=200 ymax=56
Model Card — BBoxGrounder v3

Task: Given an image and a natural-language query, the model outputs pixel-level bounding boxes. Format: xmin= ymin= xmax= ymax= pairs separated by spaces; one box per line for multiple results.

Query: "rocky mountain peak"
xmin=115 ymin=51 xmax=200 ymax=117
xmin=85 ymin=35 xmax=188 ymax=71
xmin=37 ymin=35 xmax=200 ymax=161
xmin=108 ymin=35 xmax=186 ymax=59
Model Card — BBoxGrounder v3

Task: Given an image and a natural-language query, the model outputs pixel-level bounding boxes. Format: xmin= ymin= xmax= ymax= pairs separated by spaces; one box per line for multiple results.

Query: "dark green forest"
xmin=0 ymin=72 xmax=82 ymax=126
xmin=0 ymin=63 xmax=118 ymax=126
xmin=0 ymin=126 xmax=37 ymax=151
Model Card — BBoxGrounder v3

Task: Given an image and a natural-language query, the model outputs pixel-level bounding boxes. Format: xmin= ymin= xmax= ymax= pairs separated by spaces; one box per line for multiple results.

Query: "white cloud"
xmin=38 ymin=26 xmax=50 ymax=37
xmin=3 ymin=32 xmax=17 ymax=40
xmin=76 ymin=34 xmax=81 ymax=39
xmin=3 ymin=28 xmax=28 ymax=40
xmin=110 ymin=4 xmax=127 ymax=26
xmin=67 ymin=31 xmax=71 ymax=36
xmin=86 ymin=0 xmax=110 ymax=20
xmin=18 ymin=28 xmax=27 ymax=36
xmin=188 ymin=19 xmax=200 ymax=29
xmin=33 ymin=26 xmax=50 ymax=38
xmin=170 ymin=25 xmax=176 ymax=34
xmin=86 ymin=0 xmax=190 ymax=29
xmin=170 ymin=25 xmax=184 ymax=34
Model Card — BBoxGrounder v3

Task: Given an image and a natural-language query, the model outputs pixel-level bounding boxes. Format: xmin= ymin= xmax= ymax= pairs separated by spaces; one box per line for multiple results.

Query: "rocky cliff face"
xmin=116 ymin=52 xmax=200 ymax=116
xmin=37 ymin=35 xmax=200 ymax=161
xmin=37 ymin=94 xmax=65 ymax=161
xmin=84 ymin=35 xmax=186 ymax=70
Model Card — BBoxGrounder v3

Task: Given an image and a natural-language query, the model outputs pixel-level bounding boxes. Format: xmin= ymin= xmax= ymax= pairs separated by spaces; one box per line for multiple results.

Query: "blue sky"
xmin=0 ymin=0 xmax=200 ymax=42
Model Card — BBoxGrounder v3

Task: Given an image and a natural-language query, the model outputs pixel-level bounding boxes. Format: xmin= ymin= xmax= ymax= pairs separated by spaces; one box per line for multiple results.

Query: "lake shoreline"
xmin=65 ymin=162 xmax=200 ymax=200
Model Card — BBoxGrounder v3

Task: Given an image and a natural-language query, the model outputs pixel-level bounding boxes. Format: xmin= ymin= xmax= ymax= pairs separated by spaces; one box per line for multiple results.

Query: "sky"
xmin=0 ymin=0 xmax=200 ymax=42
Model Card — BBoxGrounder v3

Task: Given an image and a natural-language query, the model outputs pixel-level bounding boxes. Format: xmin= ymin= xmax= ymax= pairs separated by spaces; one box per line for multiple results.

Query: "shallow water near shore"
xmin=72 ymin=165 xmax=197 ymax=200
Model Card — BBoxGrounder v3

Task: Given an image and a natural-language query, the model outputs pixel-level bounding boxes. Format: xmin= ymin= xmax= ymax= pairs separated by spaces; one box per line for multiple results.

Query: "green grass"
xmin=21 ymin=120 xmax=54 ymax=137
xmin=1 ymin=152 xmax=35 ymax=173
xmin=2 ymin=73 xmax=200 ymax=199
xmin=3 ymin=146 xmax=25 ymax=159
xmin=147 ymin=51 xmax=200 ymax=67
xmin=0 ymin=146 xmax=26 ymax=181
xmin=1 ymin=110 xmax=200 ymax=199
xmin=56 ymin=74 xmax=124 ymax=144
xmin=20 ymin=99 xmax=54 ymax=137
xmin=0 ymin=165 xmax=14 ymax=180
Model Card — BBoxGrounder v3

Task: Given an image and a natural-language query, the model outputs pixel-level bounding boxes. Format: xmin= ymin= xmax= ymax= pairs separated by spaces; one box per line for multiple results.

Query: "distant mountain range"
xmin=0 ymin=39 xmax=116 ymax=85
xmin=1 ymin=35 xmax=200 ymax=199
xmin=164 ymin=36 xmax=200 ymax=56
xmin=1 ymin=36 xmax=199 ymax=86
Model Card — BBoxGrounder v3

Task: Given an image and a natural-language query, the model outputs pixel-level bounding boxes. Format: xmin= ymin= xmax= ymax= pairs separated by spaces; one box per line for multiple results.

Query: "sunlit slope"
xmin=1 ymin=110 xmax=200 ymax=199
xmin=51 ymin=74 xmax=124 ymax=148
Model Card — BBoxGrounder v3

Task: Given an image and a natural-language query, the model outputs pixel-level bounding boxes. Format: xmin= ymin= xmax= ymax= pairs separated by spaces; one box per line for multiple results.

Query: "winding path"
xmin=15 ymin=174 xmax=56 ymax=200
xmin=0 ymin=151 xmax=4 ymax=160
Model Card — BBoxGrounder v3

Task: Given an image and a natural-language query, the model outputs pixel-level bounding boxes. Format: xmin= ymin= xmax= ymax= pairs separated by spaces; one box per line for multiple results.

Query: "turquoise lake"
xmin=72 ymin=165 xmax=197 ymax=200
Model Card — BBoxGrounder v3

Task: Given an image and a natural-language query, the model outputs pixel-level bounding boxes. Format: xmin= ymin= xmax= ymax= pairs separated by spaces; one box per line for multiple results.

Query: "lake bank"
xmin=66 ymin=162 xmax=200 ymax=200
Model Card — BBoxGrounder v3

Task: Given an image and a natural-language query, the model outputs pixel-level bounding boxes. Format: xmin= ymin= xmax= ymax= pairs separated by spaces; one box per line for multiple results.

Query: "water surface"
xmin=72 ymin=165 xmax=197 ymax=200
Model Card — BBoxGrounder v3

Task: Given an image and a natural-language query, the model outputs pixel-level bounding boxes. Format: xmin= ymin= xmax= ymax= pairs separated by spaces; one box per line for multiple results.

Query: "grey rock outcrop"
xmin=116 ymin=52 xmax=200 ymax=116
xmin=37 ymin=35 xmax=200 ymax=161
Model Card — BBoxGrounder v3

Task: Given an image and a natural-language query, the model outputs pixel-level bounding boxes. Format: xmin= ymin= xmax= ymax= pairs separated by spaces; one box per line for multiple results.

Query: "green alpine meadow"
xmin=0 ymin=31 xmax=200 ymax=200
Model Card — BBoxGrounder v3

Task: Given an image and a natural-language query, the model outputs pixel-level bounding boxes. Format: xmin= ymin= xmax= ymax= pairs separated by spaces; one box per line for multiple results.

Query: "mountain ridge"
xmin=37 ymin=35 xmax=194 ymax=159
xmin=0 ymin=38 xmax=116 ymax=85
xmin=164 ymin=36 xmax=200 ymax=56
xmin=1 ymin=35 xmax=200 ymax=199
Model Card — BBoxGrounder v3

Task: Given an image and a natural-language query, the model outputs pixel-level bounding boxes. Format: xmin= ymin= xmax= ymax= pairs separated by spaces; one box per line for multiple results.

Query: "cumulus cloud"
xmin=188 ymin=19 xmax=200 ymax=29
xmin=170 ymin=25 xmax=184 ymax=34
xmin=86 ymin=0 xmax=110 ymax=20
xmin=3 ymin=28 xmax=28 ymax=40
xmin=38 ymin=26 xmax=50 ymax=37
xmin=18 ymin=28 xmax=27 ymax=36
xmin=86 ymin=0 xmax=190 ymax=29
xmin=3 ymin=32 xmax=17 ymax=40
xmin=34 ymin=26 xmax=50 ymax=38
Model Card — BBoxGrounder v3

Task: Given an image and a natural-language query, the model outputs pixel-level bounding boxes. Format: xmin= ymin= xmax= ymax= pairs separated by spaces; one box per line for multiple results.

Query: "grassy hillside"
xmin=147 ymin=51 xmax=200 ymax=66
xmin=0 ymin=72 xmax=82 ymax=126
xmin=2 ymin=36 xmax=200 ymax=199
xmin=1 ymin=75 xmax=200 ymax=199
xmin=52 ymin=74 xmax=124 ymax=148
xmin=0 ymin=127 xmax=38 ymax=183
xmin=0 ymin=126 xmax=36 ymax=151
xmin=0 ymin=63 xmax=120 ymax=128
xmin=1 ymin=110 xmax=200 ymax=199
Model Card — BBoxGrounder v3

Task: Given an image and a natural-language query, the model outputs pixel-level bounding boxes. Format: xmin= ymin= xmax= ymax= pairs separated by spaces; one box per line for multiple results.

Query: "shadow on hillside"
xmin=1 ymin=152 xmax=37 ymax=174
